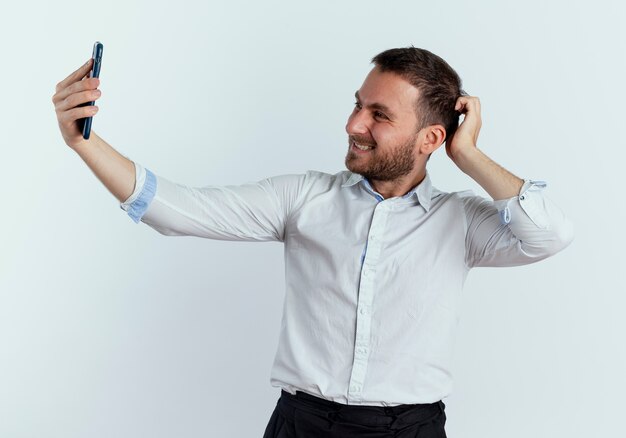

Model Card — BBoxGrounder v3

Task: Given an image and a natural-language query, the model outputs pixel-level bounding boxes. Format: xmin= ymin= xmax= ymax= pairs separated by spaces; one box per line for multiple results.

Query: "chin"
xmin=345 ymin=156 xmax=362 ymax=174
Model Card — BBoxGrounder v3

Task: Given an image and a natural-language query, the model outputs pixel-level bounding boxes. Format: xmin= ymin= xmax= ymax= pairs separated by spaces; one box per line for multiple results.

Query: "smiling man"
xmin=53 ymin=46 xmax=573 ymax=437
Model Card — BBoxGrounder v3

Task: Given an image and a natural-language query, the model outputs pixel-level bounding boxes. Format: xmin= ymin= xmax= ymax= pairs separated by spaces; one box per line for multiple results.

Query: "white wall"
xmin=1 ymin=0 xmax=624 ymax=436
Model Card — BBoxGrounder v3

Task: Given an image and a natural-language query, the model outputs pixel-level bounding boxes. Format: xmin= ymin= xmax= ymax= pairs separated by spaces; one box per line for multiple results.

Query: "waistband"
xmin=278 ymin=390 xmax=445 ymax=430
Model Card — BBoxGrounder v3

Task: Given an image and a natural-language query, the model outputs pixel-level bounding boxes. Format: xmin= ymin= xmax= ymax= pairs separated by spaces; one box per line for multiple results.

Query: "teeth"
xmin=354 ymin=142 xmax=373 ymax=151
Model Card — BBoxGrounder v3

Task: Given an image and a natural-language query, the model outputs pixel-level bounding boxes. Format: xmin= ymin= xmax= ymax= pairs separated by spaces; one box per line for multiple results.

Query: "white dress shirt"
xmin=120 ymin=163 xmax=573 ymax=406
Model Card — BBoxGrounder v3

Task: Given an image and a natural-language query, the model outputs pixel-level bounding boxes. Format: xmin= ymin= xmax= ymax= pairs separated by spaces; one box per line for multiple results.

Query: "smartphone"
xmin=78 ymin=41 xmax=103 ymax=140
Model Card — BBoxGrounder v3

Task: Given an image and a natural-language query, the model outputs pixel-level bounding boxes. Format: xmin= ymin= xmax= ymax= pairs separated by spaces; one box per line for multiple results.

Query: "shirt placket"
xmin=347 ymin=200 xmax=390 ymax=403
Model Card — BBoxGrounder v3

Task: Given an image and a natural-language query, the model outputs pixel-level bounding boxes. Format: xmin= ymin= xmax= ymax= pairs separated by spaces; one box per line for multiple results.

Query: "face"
xmin=345 ymin=67 xmax=423 ymax=182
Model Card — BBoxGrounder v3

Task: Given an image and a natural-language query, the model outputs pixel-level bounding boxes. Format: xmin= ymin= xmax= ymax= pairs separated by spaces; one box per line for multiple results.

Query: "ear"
xmin=419 ymin=124 xmax=446 ymax=155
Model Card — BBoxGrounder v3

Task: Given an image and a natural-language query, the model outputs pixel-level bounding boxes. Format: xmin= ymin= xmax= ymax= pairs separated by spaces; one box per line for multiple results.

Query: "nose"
xmin=345 ymin=109 xmax=369 ymax=136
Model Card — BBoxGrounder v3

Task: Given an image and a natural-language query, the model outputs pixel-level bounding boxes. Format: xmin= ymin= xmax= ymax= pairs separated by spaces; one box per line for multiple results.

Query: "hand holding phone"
xmin=77 ymin=41 xmax=103 ymax=140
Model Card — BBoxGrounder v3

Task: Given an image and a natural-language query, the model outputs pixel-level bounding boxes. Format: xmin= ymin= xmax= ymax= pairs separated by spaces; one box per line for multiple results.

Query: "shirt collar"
xmin=341 ymin=171 xmax=434 ymax=212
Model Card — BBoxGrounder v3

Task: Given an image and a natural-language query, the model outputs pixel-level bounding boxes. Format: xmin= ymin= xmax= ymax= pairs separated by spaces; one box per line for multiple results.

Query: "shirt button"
xmin=370 ymin=235 xmax=376 ymax=241
xmin=520 ymin=195 xmax=525 ymax=200
xmin=360 ymin=307 xmax=367 ymax=315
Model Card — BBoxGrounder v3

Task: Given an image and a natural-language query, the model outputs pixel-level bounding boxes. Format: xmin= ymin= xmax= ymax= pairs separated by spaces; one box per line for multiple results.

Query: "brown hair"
xmin=371 ymin=46 xmax=465 ymax=143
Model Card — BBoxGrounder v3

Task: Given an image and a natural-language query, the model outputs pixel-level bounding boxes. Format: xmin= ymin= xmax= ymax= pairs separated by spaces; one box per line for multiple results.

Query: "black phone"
xmin=78 ymin=41 xmax=103 ymax=140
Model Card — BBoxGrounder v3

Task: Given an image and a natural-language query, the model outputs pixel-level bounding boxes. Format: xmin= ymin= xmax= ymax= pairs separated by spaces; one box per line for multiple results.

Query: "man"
xmin=52 ymin=46 xmax=573 ymax=437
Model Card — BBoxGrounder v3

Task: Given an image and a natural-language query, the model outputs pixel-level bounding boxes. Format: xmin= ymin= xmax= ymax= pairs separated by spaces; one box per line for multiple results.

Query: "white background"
xmin=1 ymin=0 xmax=624 ymax=436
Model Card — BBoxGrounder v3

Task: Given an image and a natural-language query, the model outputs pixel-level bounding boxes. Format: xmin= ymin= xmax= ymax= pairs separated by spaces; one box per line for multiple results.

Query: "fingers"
xmin=56 ymin=58 xmax=93 ymax=93
xmin=52 ymin=58 xmax=103 ymax=148
xmin=53 ymin=76 xmax=100 ymax=104
xmin=52 ymin=58 xmax=100 ymax=108
xmin=57 ymin=105 xmax=99 ymax=126
xmin=52 ymin=58 xmax=102 ymax=115
xmin=54 ymin=88 xmax=102 ymax=112
xmin=454 ymin=96 xmax=481 ymax=114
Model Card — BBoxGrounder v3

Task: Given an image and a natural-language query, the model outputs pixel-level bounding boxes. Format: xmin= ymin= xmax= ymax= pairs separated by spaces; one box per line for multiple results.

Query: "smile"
xmin=351 ymin=141 xmax=375 ymax=152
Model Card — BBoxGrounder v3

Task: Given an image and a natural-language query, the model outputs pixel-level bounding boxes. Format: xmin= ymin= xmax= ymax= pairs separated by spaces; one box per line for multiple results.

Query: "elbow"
xmin=519 ymin=217 xmax=574 ymax=262
xmin=544 ymin=217 xmax=575 ymax=257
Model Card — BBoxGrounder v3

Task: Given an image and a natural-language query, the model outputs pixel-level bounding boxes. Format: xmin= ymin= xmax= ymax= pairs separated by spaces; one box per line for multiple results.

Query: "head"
xmin=345 ymin=46 xmax=464 ymax=183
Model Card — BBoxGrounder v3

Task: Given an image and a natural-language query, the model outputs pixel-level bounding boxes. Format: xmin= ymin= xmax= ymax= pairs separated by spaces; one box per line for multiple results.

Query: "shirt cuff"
xmin=119 ymin=163 xmax=157 ymax=223
xmin=495 ymin=180 xmax=548 ymax=225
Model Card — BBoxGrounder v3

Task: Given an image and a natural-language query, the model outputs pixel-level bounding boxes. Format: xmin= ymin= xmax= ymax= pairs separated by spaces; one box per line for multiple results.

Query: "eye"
xmin=354 ymin=101 xmax=362 ymax=110
xmin=374 ymin=111 xmax=387 ymax=119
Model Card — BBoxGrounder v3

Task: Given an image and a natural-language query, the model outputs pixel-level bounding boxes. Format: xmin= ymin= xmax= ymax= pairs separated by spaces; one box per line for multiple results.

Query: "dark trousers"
xmin=263 ymin=390 xmax=447 ymax=437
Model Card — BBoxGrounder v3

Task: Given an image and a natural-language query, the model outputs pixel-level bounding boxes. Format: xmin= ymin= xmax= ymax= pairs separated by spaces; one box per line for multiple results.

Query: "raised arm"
xmin=447 ymin=96 xmax=574 ymax=267
xmin=446 ymin=96 xmax=524 ymax=201
xmin=52 ymin=58 xmax=135 ymax=203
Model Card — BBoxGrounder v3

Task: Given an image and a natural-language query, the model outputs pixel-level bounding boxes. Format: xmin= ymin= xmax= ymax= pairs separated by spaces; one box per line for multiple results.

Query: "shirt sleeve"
xmin=119 ymin=162 xmax=157 ymax=224
xmin=131 ymin=171 xmax=308 ymax=242
xmin=463 ymin=179 xmax=574 ymax=268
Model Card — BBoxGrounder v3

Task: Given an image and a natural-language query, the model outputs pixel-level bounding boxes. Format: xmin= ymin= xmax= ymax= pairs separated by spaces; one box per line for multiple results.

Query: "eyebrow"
xmin=355 ymin=91 xmax=396 ymax=119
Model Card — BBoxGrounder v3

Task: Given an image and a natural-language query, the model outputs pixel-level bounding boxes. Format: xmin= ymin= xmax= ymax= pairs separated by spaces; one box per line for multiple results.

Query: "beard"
xmin=345 ymin=133 xmax=418 ymax=182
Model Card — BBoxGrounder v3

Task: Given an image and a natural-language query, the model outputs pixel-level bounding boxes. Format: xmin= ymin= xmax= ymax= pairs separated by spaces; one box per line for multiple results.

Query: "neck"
xmin=368 ymin=168 xmax=427 ymax=199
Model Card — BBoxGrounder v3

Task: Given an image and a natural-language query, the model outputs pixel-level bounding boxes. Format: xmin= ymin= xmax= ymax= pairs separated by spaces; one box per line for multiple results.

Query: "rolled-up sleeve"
xmin=122 ymin=168 xmax=308 ymax=243
xmin=463 ymin=180 xmax=574 ymax=268
xmin=120 ymin=162 xmax=157 ymax=223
